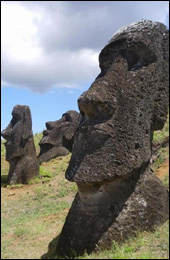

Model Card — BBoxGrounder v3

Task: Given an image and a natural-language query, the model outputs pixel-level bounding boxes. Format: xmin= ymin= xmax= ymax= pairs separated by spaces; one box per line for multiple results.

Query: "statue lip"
xmin=40 ymin=143 xmax=54 ymax=148
xmin=38 ymin=143 xmax=54 ymax=157
xmin=42 ymin=130 xmax=49 ymax=136
xmin=79 ymin=117 xmax=113 ymax=136
xmin=39 ymin=139 xmax=55 ymax=146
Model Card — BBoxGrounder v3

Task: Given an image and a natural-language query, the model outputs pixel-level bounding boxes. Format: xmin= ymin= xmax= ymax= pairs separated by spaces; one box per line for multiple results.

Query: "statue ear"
xmin=22 ymin=107 xmax=33 ymax=140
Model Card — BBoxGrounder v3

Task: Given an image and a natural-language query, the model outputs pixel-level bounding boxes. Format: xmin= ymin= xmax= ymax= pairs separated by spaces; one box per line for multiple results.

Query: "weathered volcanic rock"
xmin=1 ymin=105 xmax=39 ymax=185
xmin=38 ymin=110 xmax=81 ymax=163
xmin=56 ymin=20 xmax=169 ymax=257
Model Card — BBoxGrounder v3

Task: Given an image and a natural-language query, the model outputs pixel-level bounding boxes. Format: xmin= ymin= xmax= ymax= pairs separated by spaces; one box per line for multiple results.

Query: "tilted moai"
xmin=56 ymin=20 xmax=169 ymax=257
xmin=1 ymin=105 xmax=39 ymax=184
xmin=38 ymin=110 xmax=81 ymax=163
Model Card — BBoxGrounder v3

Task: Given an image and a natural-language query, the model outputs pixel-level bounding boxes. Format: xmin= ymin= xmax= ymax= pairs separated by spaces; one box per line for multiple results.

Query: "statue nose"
xmin=1 ymin=129 xmax=12 ymax=140
xmin=1 ymin=130 xmax=8 ymax=140
xmin=78 ymin=91 xmax=114 ymax=121
xmin=46 ymin=121 xmax=55 ymax=130
xmin=46 ymin=117 xmax=66 ymax=130
xmin=78 ymin=92 xmax=101 ymax=119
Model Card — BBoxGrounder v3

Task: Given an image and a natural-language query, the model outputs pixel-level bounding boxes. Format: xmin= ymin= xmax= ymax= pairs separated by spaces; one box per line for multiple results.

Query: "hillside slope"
xmin=1 ymin=114 xmax=169 ymax=259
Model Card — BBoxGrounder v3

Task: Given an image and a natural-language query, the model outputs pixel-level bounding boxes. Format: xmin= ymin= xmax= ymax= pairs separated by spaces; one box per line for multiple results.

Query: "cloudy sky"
xmin=1 ymin=1 xmax=169 ymax=134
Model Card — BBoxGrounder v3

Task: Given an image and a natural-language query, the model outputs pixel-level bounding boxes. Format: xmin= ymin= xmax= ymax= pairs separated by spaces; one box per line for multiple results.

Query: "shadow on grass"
xmin=41 ymin=235 xmax=60 ymax=259
xmin=1 ymin=175 xmax=8 ymax=187
xmin=41 ymin=234 xmax=82 ymax=259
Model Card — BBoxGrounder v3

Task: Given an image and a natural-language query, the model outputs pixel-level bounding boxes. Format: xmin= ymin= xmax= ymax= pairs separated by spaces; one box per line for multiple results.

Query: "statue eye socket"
xmin=99 ymin=39 xmax=157 ymax=76
xmin=63 ymin=114 xmax=72 ymax=122
xmin=121 ymin=45 xmax=157 ymax=71
xmin=11 ymin=113 xmax=21 ymax=127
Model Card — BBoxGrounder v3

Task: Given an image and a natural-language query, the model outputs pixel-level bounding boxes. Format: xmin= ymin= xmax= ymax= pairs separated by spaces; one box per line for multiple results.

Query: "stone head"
xmin=1 ymin=105 xmax=33 ymax=161
xmin=38 ymin=110 xmax=81 ymax=162
xmin=66 ymin=20 xmax=169 ymax=183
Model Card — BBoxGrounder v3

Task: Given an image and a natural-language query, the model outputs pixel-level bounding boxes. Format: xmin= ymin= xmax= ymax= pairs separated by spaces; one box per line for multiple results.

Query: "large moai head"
xmin=66 ymin=20 xmax=169 ymax=183
xmin=56 ymin=20 xmax=169 ymax=257
xmin=1 ymin=105 xmax=39 ymax=184
xmin=38 ymin=110 xmax=81 ymax=163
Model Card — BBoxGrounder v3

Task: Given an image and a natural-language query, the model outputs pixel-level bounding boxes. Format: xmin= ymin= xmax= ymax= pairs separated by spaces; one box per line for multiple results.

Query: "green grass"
xmin=153 ymin=111 xmax=169 ymax=144
xmin=161 ymin=174 xmax=169 ymax=188
xmin=151 ymin=112 xmax=169 ymax=174
xmin=2 ymin=193 xmax=70 ymax=234
xmin=43 ymin=221 xmax=169 ymax=259
xmin=1 ymin=173 xmax=73 ymax=259
xmin=77 ymin=220 xmax=169 ymax=259
xmin=34 ymin=132 xmax=43 ymax=155
xmin=1 ymin=139 xmax=6 ymax=156
xmin=1 ymin=139 xmax=76 ymax=257
xmin=151 ymin=147 xmax=169 ymax=172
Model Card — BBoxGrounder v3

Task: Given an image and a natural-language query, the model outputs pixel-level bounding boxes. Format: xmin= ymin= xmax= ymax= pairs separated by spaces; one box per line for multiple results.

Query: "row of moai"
xmin=1 ymin=20 xmax=169 ymax=258
xmin=2 ymin=106 xmax=81 ymax=184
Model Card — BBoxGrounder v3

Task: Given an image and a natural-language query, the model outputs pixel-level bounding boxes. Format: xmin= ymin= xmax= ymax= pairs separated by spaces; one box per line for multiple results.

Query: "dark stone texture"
xmin=57 ymin=167 xmax=169 ymax=257
xmin=38 ymin=110 xmax=81 ymax=163
xmin=1 ymin=105 xmax=39 ymax=185
xmin=56 ymin=20 xmax=169 ymax=257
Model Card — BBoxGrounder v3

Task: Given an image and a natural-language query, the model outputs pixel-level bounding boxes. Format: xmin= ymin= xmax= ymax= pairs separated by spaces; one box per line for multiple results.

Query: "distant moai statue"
xmin=38 ymin=110 xmax=81 ymax=163
xmin=56 ymin=20 xmax=169 ymax=257
xmin=1 ymin=105 xmax=39 ymax=184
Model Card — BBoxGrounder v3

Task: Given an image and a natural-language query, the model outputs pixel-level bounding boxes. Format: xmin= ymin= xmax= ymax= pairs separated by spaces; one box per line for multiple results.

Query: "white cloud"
xmin=2 ymin=47 xmax=99 ymax=92
xmin=1 ymin=2 xmax=42 ymax=62
xmin=1 ymin=1 xmax=169 ymax=93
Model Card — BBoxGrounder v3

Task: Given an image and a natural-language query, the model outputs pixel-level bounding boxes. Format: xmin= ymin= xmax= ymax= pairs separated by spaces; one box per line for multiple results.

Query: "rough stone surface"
xmin=38 ymin=110 xmax=81 ymax=163
xmin=1 ymin=105 xmax=39 ymax=184
xmin=57 ymin=168 xmax=169 ymax=256
xmin=56 ymin=20 xmax=169 ymax=257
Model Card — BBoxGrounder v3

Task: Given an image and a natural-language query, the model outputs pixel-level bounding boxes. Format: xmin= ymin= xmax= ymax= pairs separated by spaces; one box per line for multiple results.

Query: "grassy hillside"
xmin=1 ymin=114 xmax=169 ymax=259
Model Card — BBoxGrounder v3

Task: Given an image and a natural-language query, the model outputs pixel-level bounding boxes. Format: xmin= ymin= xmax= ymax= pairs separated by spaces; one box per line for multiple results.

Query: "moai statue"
xmin=1 ymin=105 xmax=39 ymax=184
xmin=56 ymin=20 xmax=169 ymax=257
xmin=38 ymin=110 xmax=81 ymax=163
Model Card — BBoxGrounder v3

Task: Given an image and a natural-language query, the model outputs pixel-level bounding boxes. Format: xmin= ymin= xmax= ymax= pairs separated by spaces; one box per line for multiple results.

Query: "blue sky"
xmin=1 ymin=1 xmax=169 ymax=134
xmin=1 ymin=86 xmax=86 ymax=133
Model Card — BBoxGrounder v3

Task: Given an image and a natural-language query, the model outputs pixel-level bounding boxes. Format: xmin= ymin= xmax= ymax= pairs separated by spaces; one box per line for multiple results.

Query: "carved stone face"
xmin=56 ymin=21 xmax=169 ymax=258
xmin=1 ymin=105 xmax=32 ymax=161
xmin=38 ymin=110 xmax=81 ymax=162
xmin=66 ymin=20 xmax=169 ymax=183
